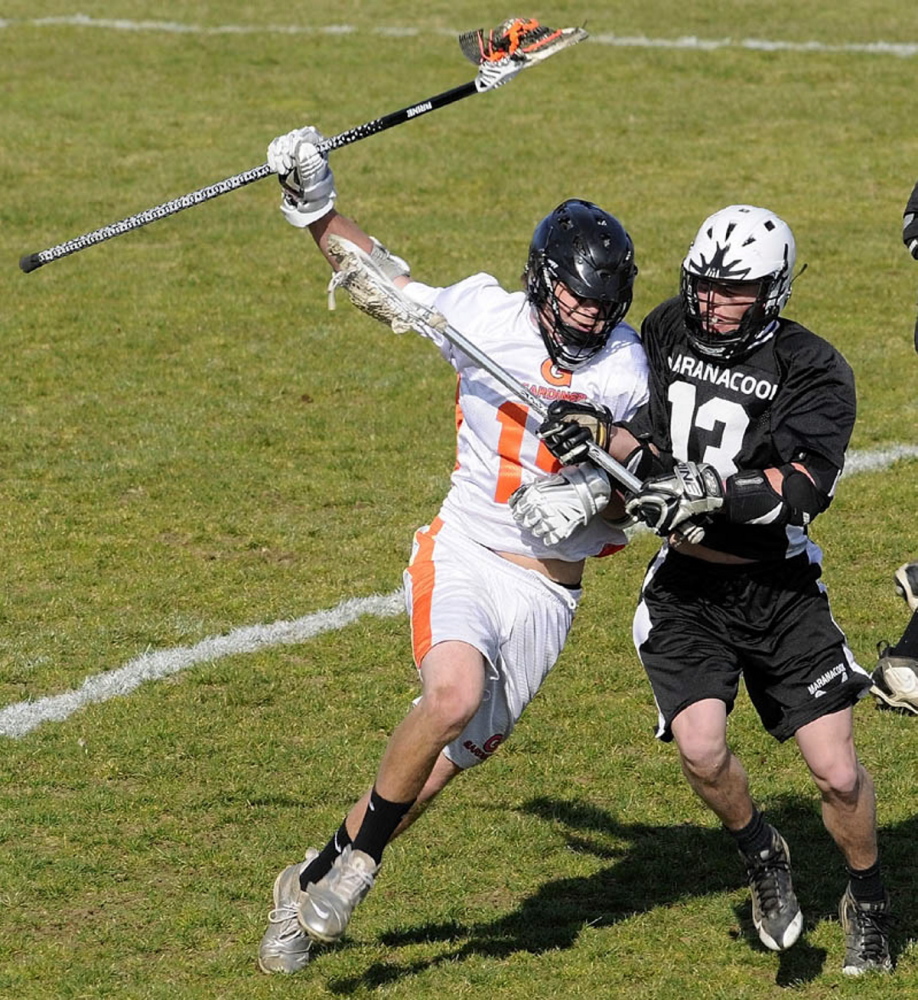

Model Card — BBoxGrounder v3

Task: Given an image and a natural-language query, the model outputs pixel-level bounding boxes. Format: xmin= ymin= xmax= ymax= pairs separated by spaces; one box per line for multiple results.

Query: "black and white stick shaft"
xmin=20 ymin=19 xmax=588 ymax=274
xmin=19 ymin=81 xmax=477 ymax=274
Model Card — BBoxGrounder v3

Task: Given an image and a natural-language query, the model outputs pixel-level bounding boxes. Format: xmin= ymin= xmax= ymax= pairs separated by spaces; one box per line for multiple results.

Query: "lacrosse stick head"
xmin=325 ymin=235 xmax=419 ymax=334
xmin=460 ymin=18 xmax=589 ymax=92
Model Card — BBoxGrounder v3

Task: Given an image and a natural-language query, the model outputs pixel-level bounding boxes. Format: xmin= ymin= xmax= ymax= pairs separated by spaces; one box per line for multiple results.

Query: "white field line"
xmin=0 ymin=591 xmax=405 ymax=738
xmin=843 ymin=444 xmax=918 ymax=476
xmin=0 ymin=444 xmax=916 ymax=739
xmin=1 ymin=16 xmax=916 ymax=58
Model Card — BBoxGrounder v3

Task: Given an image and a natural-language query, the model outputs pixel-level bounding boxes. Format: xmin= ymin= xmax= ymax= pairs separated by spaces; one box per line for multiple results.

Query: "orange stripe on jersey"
xmin=453 ymin=376 xmax=463 ymax=471
xmin=535 ymin=437 xmax=561 ymax=475
xmin=494 ymin=401 xmax=528 ymax=502
xmin=406 ymin=516 xmax=444 ymax=665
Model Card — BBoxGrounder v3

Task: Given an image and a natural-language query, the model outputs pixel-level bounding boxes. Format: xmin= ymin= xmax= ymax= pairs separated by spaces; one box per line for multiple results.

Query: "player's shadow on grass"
xmin=326 ymin=792 xmax=885 ymax=993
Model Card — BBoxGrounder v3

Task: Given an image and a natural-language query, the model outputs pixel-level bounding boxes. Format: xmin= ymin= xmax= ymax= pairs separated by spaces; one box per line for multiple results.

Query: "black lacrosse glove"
xmin=625 ymin=461 xmax=724 ymax=543
xmin=538 ymin=400 xmax=616 ymax=466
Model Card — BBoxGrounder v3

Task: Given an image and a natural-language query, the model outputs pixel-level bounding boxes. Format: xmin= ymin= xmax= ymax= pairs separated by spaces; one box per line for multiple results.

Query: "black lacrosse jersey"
xmin=904 ymin=180 xmax=918 ymax=249
xmin=626 ymin=297 xmax=856 ymax=561
xmin=905 ymin=180 xmax=918 ymax=224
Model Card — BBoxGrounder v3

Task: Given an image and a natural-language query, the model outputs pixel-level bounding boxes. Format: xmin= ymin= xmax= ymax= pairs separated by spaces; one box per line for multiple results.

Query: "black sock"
xmin=727 ymin=809 xmax=774 ymax=858
xmin=299 ymin=821 xmax=352 ymax=890
xmin=351 ymin=787 xmax=415 ymax=865
xmin=847 ymin=860 xmax=886 ymax=904
xmin=891 ymin=609 xmax=918 ymax=658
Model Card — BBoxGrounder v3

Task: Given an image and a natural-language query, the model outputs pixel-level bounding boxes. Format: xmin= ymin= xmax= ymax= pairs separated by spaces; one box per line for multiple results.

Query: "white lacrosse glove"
xmin=509 ymin=465 xmax=611 ymax=545
xmin=625 ymin=461 xmax=723 ymax=544
xmin=266 ymin=126 xmax=337 ymax=227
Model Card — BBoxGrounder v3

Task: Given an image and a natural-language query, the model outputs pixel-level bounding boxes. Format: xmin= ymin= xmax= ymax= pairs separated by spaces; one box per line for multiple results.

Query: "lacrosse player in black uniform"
xmin=903 ymin=178 xmax=918 ymax=353
xmin=870 ymin=183 xmax=918 ymax=711
xmin=511 ymin=204 xmax=892 ymax=975
xmin=902 ymin=179 xmax=918 ymax=265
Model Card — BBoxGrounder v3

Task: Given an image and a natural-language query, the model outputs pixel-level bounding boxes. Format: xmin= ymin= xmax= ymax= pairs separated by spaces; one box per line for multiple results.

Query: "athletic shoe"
xmin=871 ymin=643 xmax=918 ymax=715
xmin=298 ymin=845 xmax=379 ymax=943
xmin=743 ymin=828 xmax=803 ymax=951
xmin=257 ymin=849 xmax=319 ymax=974
xmin=894 ymin=562 xmax=918 ymax=611
xmin=839 ymin=886 xmax=893 ymax=975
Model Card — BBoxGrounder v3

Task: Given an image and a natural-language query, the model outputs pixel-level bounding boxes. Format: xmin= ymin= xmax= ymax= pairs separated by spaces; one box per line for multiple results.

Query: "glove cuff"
xmin=369 ymin=237 xmax=411 ymax=280
xmin=279 ymin=191 xmax=337 ymax=228
xmin=565 ymin=464 xmax=612 ymax=518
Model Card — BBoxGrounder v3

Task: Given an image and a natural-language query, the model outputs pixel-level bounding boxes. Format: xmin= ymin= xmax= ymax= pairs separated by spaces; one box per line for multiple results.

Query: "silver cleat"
xmin=298 ymin=845 xmax=379 ymax=943
xmin=257 ymin=848 xmax=319 ymax=974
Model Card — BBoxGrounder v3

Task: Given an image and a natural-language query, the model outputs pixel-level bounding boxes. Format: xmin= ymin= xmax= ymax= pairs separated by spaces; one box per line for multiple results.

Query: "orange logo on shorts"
xmin=463 ymin=734 xmax=505 ymax=760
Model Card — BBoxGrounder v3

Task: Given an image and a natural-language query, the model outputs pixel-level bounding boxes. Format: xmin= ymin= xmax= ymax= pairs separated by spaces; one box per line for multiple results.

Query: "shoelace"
xmin=850 ymin=904 xmax=891 ymax=961
xmin=267 ymin=904 xmax=298 ymax=925
xmin=748 ymin=854 xmax=792 ymax=912
xmin=337 ymin=863 xmax=376 ymax=899
xmin=266 ymin=903 xmax=312 ymax=947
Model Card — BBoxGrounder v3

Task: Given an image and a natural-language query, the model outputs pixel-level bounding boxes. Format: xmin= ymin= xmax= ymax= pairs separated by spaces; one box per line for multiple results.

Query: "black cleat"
xmin=871 ymin=642 xmax=918 ymax=714
xmin=839 ymin=886 xmax=893 ymax=975
xmin=743 ymin=828 xmax=803 ymax=951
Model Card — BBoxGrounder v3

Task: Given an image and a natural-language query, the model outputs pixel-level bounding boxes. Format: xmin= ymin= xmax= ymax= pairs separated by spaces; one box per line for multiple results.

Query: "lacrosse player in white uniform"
xmin=256 ymin=126 xmax=649 ymax=973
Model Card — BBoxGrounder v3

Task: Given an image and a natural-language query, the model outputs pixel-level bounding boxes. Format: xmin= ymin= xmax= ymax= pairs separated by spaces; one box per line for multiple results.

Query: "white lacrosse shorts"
xmin=403 ymin=516 xmax=581 ymax=769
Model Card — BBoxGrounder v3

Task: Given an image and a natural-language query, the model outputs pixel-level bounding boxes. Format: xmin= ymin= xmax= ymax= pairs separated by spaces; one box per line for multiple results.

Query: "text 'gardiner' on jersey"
xmin=402 ymin=272 xmax=649 ymax=562
xmin=628 ymin=297 xmax=856 ymax=561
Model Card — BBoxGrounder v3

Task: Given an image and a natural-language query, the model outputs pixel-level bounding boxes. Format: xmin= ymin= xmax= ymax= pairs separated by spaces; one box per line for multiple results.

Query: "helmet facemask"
xmin=528 ymin=264 xmax=630 ymax=369
xmin=681 ymin=272 xmax=780 ymax=361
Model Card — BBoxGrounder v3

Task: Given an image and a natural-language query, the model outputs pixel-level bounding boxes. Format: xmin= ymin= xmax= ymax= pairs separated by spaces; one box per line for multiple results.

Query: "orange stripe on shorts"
xmin=406 ymin=516 xmax=444 ymax=665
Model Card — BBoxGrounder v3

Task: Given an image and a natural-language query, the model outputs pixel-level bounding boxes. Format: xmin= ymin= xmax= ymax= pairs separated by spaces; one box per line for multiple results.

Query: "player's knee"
xmin=814 ymin=759 xmax=862 ymax=803
xmin=417 ymin=683 xmax=481 ymax=738
xmin=677 ymin=739 xmax=730 ymax=785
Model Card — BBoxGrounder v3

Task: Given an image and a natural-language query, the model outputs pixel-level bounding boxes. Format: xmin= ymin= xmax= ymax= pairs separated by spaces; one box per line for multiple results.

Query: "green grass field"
xmin=3 ymin=3 xmax=918 ymax=997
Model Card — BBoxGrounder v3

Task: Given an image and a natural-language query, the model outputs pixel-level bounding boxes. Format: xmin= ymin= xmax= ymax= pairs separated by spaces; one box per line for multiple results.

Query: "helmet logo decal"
xmin=695 ymin=242 xmax=753 ymax=280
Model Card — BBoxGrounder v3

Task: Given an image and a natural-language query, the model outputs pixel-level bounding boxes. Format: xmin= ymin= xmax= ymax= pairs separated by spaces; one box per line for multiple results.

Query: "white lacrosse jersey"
xmin=402 ymin=273 xmax=649 ymax=562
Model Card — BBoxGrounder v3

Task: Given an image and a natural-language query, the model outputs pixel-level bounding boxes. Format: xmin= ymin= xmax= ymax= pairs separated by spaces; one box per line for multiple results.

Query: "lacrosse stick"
xmin=19 ymin=18 xmax=587 ymax=274
xmin=324 ymin=234 xmax=643 ymax=496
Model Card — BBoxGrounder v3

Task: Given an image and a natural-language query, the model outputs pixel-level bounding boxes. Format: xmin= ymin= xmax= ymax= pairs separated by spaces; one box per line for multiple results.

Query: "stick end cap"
xmin=19 ymin=253 xmax=44 ymax=273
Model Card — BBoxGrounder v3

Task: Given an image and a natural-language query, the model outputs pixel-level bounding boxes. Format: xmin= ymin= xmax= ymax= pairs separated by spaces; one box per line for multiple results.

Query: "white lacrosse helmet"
xmin=681 ymin=204 xmax=796 ymax=362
